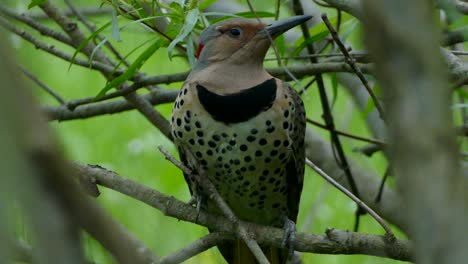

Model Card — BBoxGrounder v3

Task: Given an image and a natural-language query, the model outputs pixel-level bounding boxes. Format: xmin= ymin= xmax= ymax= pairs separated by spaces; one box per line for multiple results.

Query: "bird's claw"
xmin=281 ymin=217 xmax=296 ymax=259
xmin=189 ymin=193 xmax=204 ymax=223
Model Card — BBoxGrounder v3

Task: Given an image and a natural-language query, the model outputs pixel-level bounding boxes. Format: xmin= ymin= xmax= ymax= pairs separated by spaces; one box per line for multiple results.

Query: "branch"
xmin=0 ymin=36 xmax=158 ymax=263
xmin=0 ymin=4 xmax=73 ymax=46
xmin=363 ymin=0 xmax=468 ymax=263
xmin=307 ymin=118 xmax=386 ymax=146
xmin=20 ymin=66 xmax=66 ymax=105
xmin=160 ymin=233 xmax=230 ymax=264
xmin=292 ymin=0 xmax=363 ymax=231
xmin=73 ymin=162 xmax=413 ymax=261
xmin=322 ymin=14 xmax=385 ymax=120
xmin=38 ymin=0 xmax=172 ymax=140
xmin=44 ymin=89 xmax=178 ymax=121
xmin=29 ymin=6 xmax=113 ymax=20
xmin=321 ymin=0 xmax=363 ymax=19
xmin=306 ymin=159 xmax=395 ymax=238
xmin=158 ymin=146 xmax=270 ymax=264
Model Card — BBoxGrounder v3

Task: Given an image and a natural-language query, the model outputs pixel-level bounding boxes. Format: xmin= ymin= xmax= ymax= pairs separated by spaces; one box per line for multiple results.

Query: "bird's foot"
xmin=281 ymin=217 xmax=296 ymax=259
xmin=188 ymin=193 xmax=204 ymax=223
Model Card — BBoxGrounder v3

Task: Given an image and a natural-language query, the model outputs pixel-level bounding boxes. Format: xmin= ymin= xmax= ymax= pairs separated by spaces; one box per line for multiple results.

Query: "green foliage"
xmin=12 ymin=1 xmax=399 ymax=263
xmin=96 ymin=38 xmax=167 ymax=98
xmin=27 ymin=0 xmax=46 ymax=9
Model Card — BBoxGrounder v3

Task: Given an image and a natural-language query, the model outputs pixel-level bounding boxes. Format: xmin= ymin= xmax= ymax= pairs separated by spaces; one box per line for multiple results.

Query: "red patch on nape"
xmin=196 ymin=43 xmax=204 ymax=59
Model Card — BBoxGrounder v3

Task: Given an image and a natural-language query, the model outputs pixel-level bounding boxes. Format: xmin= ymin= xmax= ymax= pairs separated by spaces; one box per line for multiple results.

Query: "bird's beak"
xmin=261 ymin=15 xmax=312 ymax=38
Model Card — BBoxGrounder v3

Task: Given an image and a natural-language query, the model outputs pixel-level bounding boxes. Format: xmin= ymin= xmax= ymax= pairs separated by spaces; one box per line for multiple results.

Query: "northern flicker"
xmin=171 ymin=15 xmax=310 ymax=264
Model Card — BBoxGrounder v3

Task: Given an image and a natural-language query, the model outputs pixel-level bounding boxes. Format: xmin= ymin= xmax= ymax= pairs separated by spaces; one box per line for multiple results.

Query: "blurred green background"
xmin=6 ymin=0 xmax=399 ymax=263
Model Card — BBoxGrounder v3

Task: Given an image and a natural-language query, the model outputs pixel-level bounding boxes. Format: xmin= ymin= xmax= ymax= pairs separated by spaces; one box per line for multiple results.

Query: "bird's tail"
xmin=225 ymin=239 xmax=287 ymax=264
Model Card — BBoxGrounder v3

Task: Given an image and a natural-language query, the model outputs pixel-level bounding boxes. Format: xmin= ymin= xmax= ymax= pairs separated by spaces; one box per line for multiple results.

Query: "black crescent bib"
xmin=196 ymin=78 xmax=277 ymax=124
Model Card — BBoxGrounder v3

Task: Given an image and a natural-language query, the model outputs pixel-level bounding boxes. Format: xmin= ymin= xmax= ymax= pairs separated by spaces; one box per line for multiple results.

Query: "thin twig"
xmin=246 ymin=0 xmax=305 ymax=89
xmin=29 ymin=6 xmax=113 ymax=20
xmin=158 ymin=146 xmax=270 ymax=264
xmin=307 ymin=118 xmax=387 ymax=146
xmin=43 ymin=89 xmax=178 ymax=121
xmin=64 ymin=0 xmax=130 ymax=67
xmin=0 ymin=5 xmax=73 ymax=46
xmin=19 ymin=66 xmax=66 ymax=105
xmin=160 ymin=232 xmax=230 ymax=264
xmin=291 ymin=0 xmax=363 ymax=230
xmin=264 ymin=51 xmax=368 ymax=61
xmin=0 ymin=15 xmax=118 ymax=76
xmin=322 ymin=14 xmax=386 ymax=121
xmin=305 ymin=159 xmax=395 ymax=240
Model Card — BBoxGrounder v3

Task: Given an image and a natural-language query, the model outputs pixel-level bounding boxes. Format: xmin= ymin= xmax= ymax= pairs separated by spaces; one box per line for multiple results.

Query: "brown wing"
xmin=284 ymin=82 xmax=306 ymax=222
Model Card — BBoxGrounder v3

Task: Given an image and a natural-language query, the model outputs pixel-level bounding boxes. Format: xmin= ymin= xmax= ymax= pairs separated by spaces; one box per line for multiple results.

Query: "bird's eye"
xmin=228 ymin=27 xmax=242 ymax=37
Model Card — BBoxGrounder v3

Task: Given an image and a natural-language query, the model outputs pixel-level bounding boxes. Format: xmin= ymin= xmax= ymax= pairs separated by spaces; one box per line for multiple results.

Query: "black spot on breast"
xmin=259 ymin=139 xmax=267 ymax=146
xmin=196 ymin=79 xmax=277 ymax=123
xmin=251 ymin=128 xmax=258 ymax=134
xmin=176 ymin=118 xmax=182 ymax=126
xmin=247 ymin=135 xmax=256 ymax=142
xmin=208 ymin=141 xmax=216 ymax=148
xmin=274 ymin=140 xmax=281 ymax=147
xmin=240 ymin=144 xmax=248 ymax=151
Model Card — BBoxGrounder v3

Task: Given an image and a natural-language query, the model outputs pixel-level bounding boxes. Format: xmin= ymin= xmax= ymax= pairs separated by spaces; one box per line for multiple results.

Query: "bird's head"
xmin=194 ymin=15 xmax=312 ymax=68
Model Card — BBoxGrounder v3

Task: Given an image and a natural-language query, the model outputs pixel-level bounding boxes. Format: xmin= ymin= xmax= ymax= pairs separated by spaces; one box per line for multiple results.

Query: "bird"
xmin=171 ymin=15 xmax=310 ymax=264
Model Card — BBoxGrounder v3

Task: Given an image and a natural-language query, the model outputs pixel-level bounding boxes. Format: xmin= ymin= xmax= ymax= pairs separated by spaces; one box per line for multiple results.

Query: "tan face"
xmin=198 ymin=20 xmax=270 ymax=64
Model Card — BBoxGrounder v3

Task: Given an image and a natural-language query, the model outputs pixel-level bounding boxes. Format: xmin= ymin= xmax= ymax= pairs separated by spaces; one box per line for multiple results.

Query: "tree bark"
xmin=362 ymin=1 xmax=468 ymax=263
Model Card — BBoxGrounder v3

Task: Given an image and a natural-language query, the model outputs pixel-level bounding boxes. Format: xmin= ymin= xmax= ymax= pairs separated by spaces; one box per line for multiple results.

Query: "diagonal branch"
xmin=158 ymin=146 xmax=270 ymax=264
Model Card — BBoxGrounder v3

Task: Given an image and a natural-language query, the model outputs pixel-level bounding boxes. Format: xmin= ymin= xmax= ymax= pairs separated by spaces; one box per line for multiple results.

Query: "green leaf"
xmin=456 ymin=88 xmax=468 ymax=101
xmin=69 ymin=21 xmax=112 ymax=70
xmin=108 ymin=38 xmax=155 ymax=80
xmin=362 ymin=84 xmax=380 ymax=117
xmin=275 ymin=34 xmax=285 ymax=57
xmin=28 ymin=0 xmax=47 ymax=9
xmin=362 ymin=97 xmax=375 ymax=118
xmin=111 ymin=8 xmax=121 ymax=42
xmin=199 ymin=0 xmax=217 ymax=10
xmin=167 ymin=8 xmax=199 ymax=59
xmin=95 ymin=38 xmax=167 ymax=99
xmin=186 ymin=34 xmax=197 ymax=67
xmin=291 ymin=30 xmax=329 ymax=56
